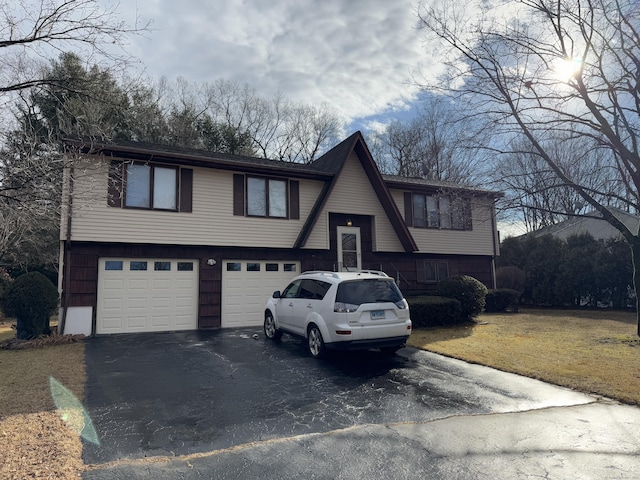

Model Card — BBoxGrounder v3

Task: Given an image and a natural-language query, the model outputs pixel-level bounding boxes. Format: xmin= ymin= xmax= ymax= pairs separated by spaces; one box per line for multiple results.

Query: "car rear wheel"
xmin=264 ymin=312 xmax=282 ymax=340
xmin=307 ymin=325 xmax=325 ymax=358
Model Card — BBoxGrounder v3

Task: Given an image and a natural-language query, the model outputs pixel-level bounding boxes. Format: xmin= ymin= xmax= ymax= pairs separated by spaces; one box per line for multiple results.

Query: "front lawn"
xmin=408 ymin=308 xmax=640 ymax=404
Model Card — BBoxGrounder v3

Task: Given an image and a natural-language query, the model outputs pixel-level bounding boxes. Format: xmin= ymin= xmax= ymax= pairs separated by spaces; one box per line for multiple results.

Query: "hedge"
xmin=484 ymin=289 xmax=520 ymax=313
xmin=407 ymin=295 xmax=463 ymax=328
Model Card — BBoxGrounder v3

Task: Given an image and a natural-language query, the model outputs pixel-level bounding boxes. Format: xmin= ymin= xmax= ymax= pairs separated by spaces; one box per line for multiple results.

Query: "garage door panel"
xmin=222 ymin=260 xmax=300 ymax=328
xmin=97 ymin=258 xmax=199 ymax=334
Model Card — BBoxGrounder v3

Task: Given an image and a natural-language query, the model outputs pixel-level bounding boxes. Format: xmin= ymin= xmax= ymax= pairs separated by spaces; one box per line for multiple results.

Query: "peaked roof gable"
xmin=295 ymin=132 xmax=418 ymax=252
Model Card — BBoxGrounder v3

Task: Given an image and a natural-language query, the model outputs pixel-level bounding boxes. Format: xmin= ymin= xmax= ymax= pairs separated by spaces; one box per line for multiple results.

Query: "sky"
xmin=116 ymin=0 xmax=439 ymax=133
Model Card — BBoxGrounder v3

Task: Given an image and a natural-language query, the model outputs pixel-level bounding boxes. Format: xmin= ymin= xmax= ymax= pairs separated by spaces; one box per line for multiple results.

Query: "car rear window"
xmin=335 ymin=279 xmax=403 ymax=306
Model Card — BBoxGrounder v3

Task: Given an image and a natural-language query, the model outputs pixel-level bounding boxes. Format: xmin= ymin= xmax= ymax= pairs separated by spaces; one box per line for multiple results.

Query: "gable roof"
xmin=294 ymin=131 xmax=418 ymax=252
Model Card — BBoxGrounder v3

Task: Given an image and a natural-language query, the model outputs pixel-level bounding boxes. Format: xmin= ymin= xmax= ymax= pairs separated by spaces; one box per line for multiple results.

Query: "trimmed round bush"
xmin=436 ymin=275 xmax=487 ymax=320
xmin=485 ymin=289 xmax=520 ymax=313
xmin=1 ymin=272 xmax=58 ymax=339
xmin=407 ymin=295 xmax=462 ymax=328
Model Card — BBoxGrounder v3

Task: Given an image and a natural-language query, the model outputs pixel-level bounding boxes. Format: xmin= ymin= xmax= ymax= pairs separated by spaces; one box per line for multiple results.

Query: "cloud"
xmin=120 ymin=0 xmax=439 ymax=124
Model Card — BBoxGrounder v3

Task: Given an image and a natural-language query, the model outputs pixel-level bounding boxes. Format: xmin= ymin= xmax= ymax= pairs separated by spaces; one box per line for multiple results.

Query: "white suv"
xmin=264 ymin=270 xmax=412 ymax=358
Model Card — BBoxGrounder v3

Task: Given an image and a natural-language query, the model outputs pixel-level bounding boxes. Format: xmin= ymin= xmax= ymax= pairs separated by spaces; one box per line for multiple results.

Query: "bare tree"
xmin=174 ymin=78 xmax=342 ymax=162
xmin=0 ymin=0 xmax=147 ymax=95
xmin=418 ymin=0 xmax=640 ymax=333
xmin=496 ymin=132 xmax=617 ymax=231
xmin=371 ymin=95 xmax=488 ymax=185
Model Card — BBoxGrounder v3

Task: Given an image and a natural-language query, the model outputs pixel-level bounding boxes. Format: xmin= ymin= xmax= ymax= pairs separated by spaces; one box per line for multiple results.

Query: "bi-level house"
xmin=58 ymin=131 xmax=502 ymax=335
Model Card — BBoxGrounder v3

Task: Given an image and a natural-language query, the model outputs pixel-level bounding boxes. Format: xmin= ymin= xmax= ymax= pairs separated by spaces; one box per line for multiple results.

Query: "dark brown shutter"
xmin=179 ymin=168 xmax=193 ymax=212
xmin=289 ymin=180 xmax=300 ymax=220
xmin=404 ymin=192 xmax=413 ymax=227
xmin=108 ymin=160 xmax=124 ymax=207
xmin=233 ymin=174 xmax=245 ymax=216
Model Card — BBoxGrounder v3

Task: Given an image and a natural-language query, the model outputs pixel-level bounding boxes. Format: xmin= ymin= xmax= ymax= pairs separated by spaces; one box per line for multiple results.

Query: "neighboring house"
xmin=58 ymin=131 xmax=502 ymax=335
xmin=529 ymin=208 xmax=640 ymax=242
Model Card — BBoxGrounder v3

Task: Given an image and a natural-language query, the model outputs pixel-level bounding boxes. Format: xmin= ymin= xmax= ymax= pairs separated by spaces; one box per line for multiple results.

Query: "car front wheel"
xmin=307 ymin=324 xmax=325 ymax=358
xmin=264 ymin=312 xmax=282 ymax=340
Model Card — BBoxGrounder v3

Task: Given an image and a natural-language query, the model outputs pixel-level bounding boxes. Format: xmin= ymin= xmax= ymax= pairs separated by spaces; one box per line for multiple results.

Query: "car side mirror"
xmin=272 ymin=291 xmax=281 ymax=299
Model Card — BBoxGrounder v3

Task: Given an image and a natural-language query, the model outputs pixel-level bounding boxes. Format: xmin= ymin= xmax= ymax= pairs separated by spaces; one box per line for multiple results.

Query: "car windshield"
xmin=335 ymin=279 xmax=403 ymax=306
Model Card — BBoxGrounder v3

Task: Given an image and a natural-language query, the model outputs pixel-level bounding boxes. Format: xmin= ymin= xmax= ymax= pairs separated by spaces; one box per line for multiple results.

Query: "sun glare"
xmin=554 ymin=58 xmax=582 ymax=83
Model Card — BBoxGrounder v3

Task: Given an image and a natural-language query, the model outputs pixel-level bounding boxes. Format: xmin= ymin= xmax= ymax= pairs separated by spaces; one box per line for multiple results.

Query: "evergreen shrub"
xmin=1 ymin=272 xmax=58 ymax=339
xmin=436 ymin=275 xmax=488 ymax=320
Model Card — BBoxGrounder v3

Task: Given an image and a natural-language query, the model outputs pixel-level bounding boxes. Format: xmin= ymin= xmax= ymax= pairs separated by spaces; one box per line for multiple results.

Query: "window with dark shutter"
xmin=107 ymin=161 xmax=192 ymax=212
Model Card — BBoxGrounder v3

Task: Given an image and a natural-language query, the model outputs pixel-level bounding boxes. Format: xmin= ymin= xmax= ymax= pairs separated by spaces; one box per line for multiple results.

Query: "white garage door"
xmin=221 ymin=260 xmax=300 ymax=328
xmin=97 ymin=258 xmax=199 ymax=334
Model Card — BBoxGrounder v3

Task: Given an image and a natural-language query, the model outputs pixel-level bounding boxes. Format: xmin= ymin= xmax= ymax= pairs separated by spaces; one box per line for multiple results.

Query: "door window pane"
xmin=247 ymin=262 xmax=261 ymax=271
xmin=266 ymin=263 xmax=279 ymax=271
xmin=178 ymin=262 xmax=194 ymax=271
xmin=226 ymin=262 xmax=241 ymax=271
xmin=154 ymin=261 xmax=171 ymax=271
xmin=284 ymin=264 xmax=297 ymax=272
xmin=130 ymin=261 xmax=148 ymax=271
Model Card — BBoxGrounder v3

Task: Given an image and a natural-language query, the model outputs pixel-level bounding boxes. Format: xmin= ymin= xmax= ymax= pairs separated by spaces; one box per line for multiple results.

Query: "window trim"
xmin=409 ymin=193 xmax=472 ymax=231
xmin=245 ymin=175 xmax=289 ymax=219
xmin=124 ymin=162 xmax=179 ymax=211
xmin=109 ymin=160 xmax=192 ymax=213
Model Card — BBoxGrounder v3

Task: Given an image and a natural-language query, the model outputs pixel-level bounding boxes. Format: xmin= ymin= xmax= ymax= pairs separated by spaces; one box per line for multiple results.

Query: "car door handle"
xmin=288 ymin=302 xmax=294 ymax=307
xmin=307 ymin=304 xmax=312 ymax=308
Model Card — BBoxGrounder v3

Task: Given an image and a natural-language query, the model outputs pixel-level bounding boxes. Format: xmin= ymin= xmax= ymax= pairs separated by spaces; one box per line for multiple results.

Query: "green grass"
xmin=408 ymin=308 xmax=640 ymax=404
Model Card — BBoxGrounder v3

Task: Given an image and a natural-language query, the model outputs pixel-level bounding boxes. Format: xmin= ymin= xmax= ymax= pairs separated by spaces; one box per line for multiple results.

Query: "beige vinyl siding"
xmin=390 ymin=189 xmax=497 ymax=256
xmin=66 ymin=158 xmax=324 ymax=247
xmin=304 ymin=152 xmax=405 ymax=252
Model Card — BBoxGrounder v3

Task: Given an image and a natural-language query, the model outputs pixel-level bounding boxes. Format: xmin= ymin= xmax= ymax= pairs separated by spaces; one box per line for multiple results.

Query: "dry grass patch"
xmin=408 ymin=309 xmax=640 ymax=404
xmin=0 ymin=321 xmax=86 ymax=478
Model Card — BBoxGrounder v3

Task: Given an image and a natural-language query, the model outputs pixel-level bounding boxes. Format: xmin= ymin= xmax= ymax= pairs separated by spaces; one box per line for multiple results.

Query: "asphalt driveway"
xmin=81 ymin=329 xmax=640 ymax=479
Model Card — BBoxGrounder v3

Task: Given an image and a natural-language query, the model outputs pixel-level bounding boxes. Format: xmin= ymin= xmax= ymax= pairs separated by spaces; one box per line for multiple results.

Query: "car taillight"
xmin=334 ymin=302 xmax=359 ymax=313
xmin=395 ymin=299 xmax=408 ymax=309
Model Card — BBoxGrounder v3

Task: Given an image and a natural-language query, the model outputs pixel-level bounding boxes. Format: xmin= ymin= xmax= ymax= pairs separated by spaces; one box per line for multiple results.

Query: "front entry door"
xmin=337 ymin=226 xmax=361 ymax=271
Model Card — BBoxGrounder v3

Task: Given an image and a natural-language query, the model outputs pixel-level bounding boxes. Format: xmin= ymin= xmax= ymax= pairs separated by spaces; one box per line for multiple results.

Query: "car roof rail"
xmin=301 ymin=271 xmax=341 ymax=278
xmin=356 ymin=270 xmax=389 ymax=277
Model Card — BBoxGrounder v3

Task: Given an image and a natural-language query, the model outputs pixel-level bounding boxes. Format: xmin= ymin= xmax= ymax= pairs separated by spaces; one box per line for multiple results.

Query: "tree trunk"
xmin=631 ymin=239 xmax=640 ymax=337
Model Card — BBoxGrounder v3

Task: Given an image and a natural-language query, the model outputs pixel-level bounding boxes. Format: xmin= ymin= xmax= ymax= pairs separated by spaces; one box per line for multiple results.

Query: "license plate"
xmin=370 ymin=310 xmax=386 ymax=320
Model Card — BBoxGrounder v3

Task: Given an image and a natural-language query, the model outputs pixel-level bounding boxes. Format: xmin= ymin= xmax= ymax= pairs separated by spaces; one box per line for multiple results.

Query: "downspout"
xmin=490 ymin=199 xmax=499 ymax=289
xmin=59 ymin=164 xmax=74 ymax=335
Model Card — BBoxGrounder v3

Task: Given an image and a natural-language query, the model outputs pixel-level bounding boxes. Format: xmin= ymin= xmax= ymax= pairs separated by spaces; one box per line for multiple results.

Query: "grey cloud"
xmin=123 ymin=0 xmax=434 ymax=122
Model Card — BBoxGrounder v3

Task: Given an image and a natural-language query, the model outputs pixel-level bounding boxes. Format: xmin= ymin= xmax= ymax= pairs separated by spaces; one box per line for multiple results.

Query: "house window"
xmin=411 ymin=194 xmax=472 ymax=230
xmin=246 ymin=177 xmax=287 ymax=218
xmin=125 ymin=163 xmax=177 ymax=210
xmin=424 ymin=260 xmax=449 ymax=283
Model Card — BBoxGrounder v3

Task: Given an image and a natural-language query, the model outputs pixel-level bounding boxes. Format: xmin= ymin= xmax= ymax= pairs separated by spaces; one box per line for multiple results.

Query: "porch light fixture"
xmin=346 ymin=219 xmax=352 ymax=226
xmin=207 ymin=258 xmax=216 ymax=265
